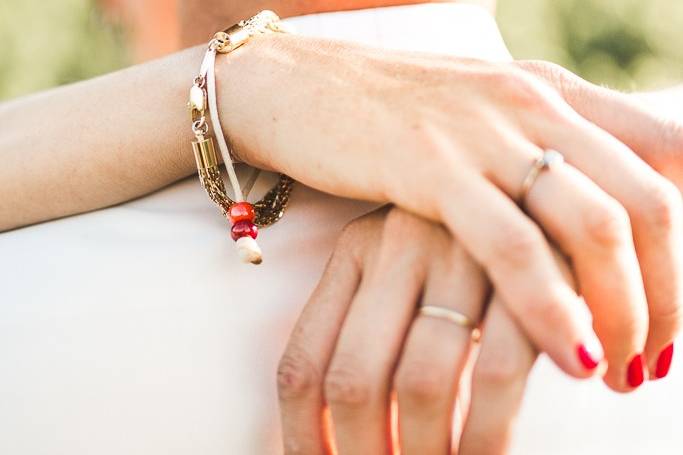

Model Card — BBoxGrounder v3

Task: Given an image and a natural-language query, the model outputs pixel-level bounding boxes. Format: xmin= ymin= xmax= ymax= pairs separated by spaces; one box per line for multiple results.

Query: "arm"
xmin=2 ymin=28 xmax=679 ymax=395
xmin=0 ymin=46 xmax=205 ymax=231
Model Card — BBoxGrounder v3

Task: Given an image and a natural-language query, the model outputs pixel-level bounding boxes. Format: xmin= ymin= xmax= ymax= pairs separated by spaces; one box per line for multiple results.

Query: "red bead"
xmin=231 ymin=220 xmax=258 ymax=241
xmin=229 ymin=202 xmax=255 ymax=224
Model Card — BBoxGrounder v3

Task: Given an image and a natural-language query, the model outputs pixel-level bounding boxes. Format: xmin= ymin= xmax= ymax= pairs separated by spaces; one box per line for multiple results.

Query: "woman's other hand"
xmin=223 ymin=34 xmax=683 ymax=389
xmin=277 ymin=206 xmax=577 ymax=455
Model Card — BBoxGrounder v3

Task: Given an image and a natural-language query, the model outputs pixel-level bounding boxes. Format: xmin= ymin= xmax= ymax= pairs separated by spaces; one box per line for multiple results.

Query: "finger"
xmin=458 ymin=297 xmax=538 ymax=455
xmin=536 ymin=107 xmax=683 ymax=385
xmin=519 ymin=61 xmax=683 ymax=379
xmin=524 ymin=157 xmax=650 ymax=390
xmin=507 ymin=64 xmax=683 ymax=383
xmin=425 ymin=156 xmax=602 ymax=381
xmin=484 ymin=139 xmax=649 ymax=391
xmin=277 ymin=224 xmax=369 ymax=455
xmin=394 ymin=240 xmax=488 ymax=455
xmin=460 ymin=249 xmax=579 ymax=455
xmin=324 ymin=210 xmax=433 ymax=455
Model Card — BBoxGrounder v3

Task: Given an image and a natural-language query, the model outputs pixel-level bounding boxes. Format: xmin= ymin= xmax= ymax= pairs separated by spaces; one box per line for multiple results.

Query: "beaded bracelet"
xmin=188 ymin=11 xmax=294 ymax=265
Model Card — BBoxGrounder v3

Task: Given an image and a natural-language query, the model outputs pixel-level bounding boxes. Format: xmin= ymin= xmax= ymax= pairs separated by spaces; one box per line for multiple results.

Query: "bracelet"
xmin=188 ymin=11 xmax=295 ymax=265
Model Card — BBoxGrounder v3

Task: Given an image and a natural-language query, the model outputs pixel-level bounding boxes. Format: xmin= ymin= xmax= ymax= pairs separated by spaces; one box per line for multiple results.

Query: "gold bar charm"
xmin=192 ymin=136 xmax=219 ymax=170
xmin=214 ymin=10 xmax=282 ymax=53
xmin=215 ymin=26 xmax=250 ymax=53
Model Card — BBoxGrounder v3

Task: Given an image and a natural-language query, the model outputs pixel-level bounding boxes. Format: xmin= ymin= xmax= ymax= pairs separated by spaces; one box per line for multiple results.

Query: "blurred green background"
xmin=0 ymin=0 xmax=681 ymax=100
xmin=497 ymin=0 xmax=683 ymax=91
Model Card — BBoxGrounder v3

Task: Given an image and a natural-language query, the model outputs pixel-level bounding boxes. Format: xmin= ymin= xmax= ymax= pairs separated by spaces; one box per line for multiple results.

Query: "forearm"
xmin=0 ymin=32 xmax=363 ymax=232
xmin=0 ymin=8 xmax=506 ymax=232
xmin=0 ymin=46 xmax=205 ymax=231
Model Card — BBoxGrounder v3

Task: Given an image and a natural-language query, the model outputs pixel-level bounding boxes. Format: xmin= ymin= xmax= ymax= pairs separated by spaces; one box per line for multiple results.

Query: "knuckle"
xmin=336 ymin=208 xmax=390 ymax=265
xmin=384 ymin=206 xmax=419 ymax=232
xmin=490 ymin=223 xmax=543 ymax=269
xmin=338 ymin=218 xmax=364 ymax=246
xmin=639 ymin=178 xmax=683 ymax=232
xmin=277 ymin=349 xmax=321 ymax=401
xmin=383 ymin=206 xmax=448 ymax=245
xmin=395 ymin=361 xmax=451 ymax=405
xmin=524 ymin=294 xmax=565 ymax=329
xmin=374 ymin=208 xmax=445 ymax=271
xmin=501 ymin=71 xmax=541 ymax=105
xmin=518 ymin=60 xmax=581 ymax=101
xmin=336 ymin=223 xmax=361 ymax=259
xmin=474 ymin=345 xmax=527 ymax=386
xmin=494 ymin=68 xmax=564 ymax=119
xmin=338 ymin=206 xmax=392 ymax=243
xmin=338 ymin=219 xmax=359 ymax=241
xmin=582 ymin=200 xmax=632 ymax=249
xmin=649 ymin=302 xmax=683 ymax=336
xmin=382 ymin=210 xmax=417 ymax=250
xmin=324 ymin=364 xmax=373 ymax=407
xmin=658 ymin=117 xmax=683 ymax=161
xmin=520 ymin=60 xmax=564 ymax=81
xmin=600 ymin=306 xmax=649 ymax=347
xmin=328 ymin=235 xmax=362 ymax=274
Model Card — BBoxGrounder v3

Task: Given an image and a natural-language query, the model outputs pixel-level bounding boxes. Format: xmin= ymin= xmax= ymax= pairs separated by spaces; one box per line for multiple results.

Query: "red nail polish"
xmin=655 ymin=343 xmax=674 ymax=380
xmin=627 ymin=354 xmax=645 ymax=388
xmin=577 ymin=344 xmax=600 ymax=370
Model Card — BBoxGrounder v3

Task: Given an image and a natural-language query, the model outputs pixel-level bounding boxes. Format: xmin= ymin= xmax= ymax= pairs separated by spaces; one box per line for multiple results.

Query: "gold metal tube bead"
xmin=215 ymin=25 xmax=251 ymax=53
xmin=192 ymin=136 xmax=219 ymax=170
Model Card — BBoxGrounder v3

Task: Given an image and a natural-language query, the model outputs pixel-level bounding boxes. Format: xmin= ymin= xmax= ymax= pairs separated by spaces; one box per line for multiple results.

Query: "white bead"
xmin=235 ymin=236 xmax=263 ymax=265
xmin=189 ymin=85 xmax=205 ymax=112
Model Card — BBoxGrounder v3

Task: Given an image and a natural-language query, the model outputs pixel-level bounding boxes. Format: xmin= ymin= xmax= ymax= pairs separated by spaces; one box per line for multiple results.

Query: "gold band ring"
xmin=519 ymin=150 xmax=565 ymax=206
xmin=419 ymin=305 xmax=481 ymax=341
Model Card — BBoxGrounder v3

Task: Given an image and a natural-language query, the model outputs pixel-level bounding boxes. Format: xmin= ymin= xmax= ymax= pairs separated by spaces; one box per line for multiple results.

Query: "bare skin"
xmin=1 ymin=3 xmax=682 ymax=452
xmin=279 ymin=205 xmax=555 ymax=454
xmin=0 ymin=0 xmax=488 ymax=230
xmin=276 ymin=65 xmax=683 ymax=454
xmin=0 ymin=1 xmax=681 ymax=382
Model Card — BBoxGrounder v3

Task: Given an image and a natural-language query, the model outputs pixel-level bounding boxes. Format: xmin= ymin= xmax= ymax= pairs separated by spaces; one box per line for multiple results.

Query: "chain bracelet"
xmin=188 ymin=11 xmax=295 ymax=263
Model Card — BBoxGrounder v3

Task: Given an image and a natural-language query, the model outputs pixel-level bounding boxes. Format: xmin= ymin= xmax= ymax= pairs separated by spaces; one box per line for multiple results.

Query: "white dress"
xmin=0 ymin=4 xmax=680 ymax=454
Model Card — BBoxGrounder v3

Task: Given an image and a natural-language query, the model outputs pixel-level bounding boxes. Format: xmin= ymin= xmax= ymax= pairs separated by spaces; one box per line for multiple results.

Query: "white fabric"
xmin=0 ymin=3 xmax=680 ymax=454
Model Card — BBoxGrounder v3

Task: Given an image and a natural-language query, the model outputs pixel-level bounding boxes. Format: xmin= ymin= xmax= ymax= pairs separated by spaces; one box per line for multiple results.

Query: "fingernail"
xmin=627 ymin=354 xmax=645 ymax=388
xmin=655 ymin=343 xmax=674 ymax=380
xmin=577 ymin=343 xmax=601 ymax=370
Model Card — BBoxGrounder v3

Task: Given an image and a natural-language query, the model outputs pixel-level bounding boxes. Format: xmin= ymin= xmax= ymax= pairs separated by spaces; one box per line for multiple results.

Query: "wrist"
xmin=214 ymin=32 xmax=291 ymax=171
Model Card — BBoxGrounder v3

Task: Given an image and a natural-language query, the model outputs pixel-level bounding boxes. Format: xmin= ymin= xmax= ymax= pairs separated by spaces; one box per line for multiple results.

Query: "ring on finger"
xmin=519 ymin=149 xmax=565 ymax=206
xmin=418 ymin=305 xmax=482 ymax=342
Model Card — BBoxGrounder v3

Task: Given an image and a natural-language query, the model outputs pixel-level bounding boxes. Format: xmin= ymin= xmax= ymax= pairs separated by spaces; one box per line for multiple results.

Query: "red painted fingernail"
xmin=577 ymin=344 xmax=600 ymax=370
xmin=655 ymin=343 xmax=674 ymax=380
xmin=627 ymin=354 xmax=645 ymax=388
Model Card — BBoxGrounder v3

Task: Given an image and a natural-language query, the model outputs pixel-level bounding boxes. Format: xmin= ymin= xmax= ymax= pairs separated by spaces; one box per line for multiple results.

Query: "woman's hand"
xmin=277 ymin=206 xmax=567 ymax=455
xmin=223 ymin=34 xmax=683 ymax=389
